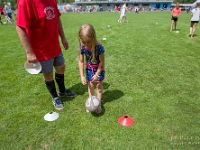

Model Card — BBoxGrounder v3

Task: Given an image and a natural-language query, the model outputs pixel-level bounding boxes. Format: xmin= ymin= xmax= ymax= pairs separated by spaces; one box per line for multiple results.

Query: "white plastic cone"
xmin=44 ymin=112 xmax=59 ymax=121
xmin=24 ymin=61 xmax=42 ymax=74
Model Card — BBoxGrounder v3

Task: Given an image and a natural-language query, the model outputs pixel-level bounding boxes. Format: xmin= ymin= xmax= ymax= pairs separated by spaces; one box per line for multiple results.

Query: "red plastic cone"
xmin=118 ymin=116 xmax=134 ymax=126
xmin=193 ymin=38 xmax=197 ymax=41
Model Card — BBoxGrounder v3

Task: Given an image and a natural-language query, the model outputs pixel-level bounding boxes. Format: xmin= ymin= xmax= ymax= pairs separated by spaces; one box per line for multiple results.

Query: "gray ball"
xmin=85 ymin=96 xmax=100 ymax=112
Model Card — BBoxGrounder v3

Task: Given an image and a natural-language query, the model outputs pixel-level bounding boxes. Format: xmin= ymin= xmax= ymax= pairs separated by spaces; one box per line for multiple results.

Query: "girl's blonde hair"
xmin=78 ymin=24 xmax=97 ymax=62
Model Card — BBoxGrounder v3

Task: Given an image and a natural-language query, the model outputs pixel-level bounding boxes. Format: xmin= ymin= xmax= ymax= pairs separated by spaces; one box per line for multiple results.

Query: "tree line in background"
xmin=0 ymin=0 xmax=16 ymax=9
xmin=0 ymin=0 xmax=198 ymax=9
xmin=174 ymin=0 xmax=196 ymax=3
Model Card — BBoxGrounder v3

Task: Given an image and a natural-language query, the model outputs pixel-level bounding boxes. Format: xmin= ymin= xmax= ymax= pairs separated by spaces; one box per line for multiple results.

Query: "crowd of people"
xmin=59 ymin=4 xmax=149 ymax=13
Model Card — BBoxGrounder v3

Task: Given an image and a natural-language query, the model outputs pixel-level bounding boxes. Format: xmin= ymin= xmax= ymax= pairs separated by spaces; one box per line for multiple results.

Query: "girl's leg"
xmin=192 ymin=23 xmax=197 ymax=37
xmin=86 ymin=82 xmax=95 ymax=112
xmin=96 ymin=82 xmax=103 ymax=101
xmin=190 ymin=22 xmax=194 ymax=36
xmin=88 ymin=81 xmax=95 ymax=97
xmin=118 ymin=17 xmax=120 ymax=22
xmin=174 ymin=21 xmax=177 ymax=30
xmin=122 ymin=16 xmax=125 ymax=22
xmin=170 ymin=20 xmax=174 ymax=31
xmin=119 ymin=16 xmax=122 ymax=23
xmin=125 ymin=16 xmax=128 ymax=22
xmin=95 ymin=82 xmax=103 ymax=114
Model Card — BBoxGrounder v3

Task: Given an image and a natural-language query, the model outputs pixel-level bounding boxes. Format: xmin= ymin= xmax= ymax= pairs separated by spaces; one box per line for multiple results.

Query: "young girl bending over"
xmin=78 ymin=24 xmax=105 ymax=114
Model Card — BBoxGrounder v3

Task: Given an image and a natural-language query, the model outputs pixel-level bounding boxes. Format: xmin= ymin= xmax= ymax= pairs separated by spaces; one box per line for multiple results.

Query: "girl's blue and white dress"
xmin=81 ymin=44 xmax=105 ymax=82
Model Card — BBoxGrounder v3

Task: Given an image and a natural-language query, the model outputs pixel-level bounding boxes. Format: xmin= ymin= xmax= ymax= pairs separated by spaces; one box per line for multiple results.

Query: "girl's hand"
xmin=81 ymin=76 xmax=87 ymax=85
xmin=91 ymin=74 xmax=98 ymax=83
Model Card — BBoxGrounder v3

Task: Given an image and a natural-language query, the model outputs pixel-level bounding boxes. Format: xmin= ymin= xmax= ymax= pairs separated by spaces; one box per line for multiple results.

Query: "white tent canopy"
xmin=172 ymin=0 xmax=200 ymax=7
xmin=193 ymin=0 xmax=200 ymax=5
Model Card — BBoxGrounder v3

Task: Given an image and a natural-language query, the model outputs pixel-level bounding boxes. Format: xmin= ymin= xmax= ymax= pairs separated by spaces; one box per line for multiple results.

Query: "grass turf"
xmin=0 ymin=11 xmax=200 ymax=150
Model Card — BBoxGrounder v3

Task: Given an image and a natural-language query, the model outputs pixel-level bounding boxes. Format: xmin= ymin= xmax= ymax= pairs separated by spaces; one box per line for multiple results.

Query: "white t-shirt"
xmin=5 ymin=4 xmax=12 ymax=13
xmin=121 ymin=4 xmax=126 ymax=16
xmin=191 ymin=8 xmax=200 ymax=21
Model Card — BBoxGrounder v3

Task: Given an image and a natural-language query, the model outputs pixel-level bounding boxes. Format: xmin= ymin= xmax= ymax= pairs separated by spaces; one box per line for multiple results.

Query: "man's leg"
xmin=44 ymin=72 xmax=58 ymax=98
xmin=44 ymin=71 xmax=64 ymax=110
xmin=40 ymin=57 xmax=64 ymax=110
xmin=54 ymin=53 xmax=76 ymax=97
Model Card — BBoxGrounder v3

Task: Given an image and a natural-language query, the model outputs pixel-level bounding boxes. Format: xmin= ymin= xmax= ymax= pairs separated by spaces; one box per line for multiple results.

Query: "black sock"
xmin=45 ymin=80 xmax=58 ymax=98
xmin=55 ymin=73 xmax=66 ymax=93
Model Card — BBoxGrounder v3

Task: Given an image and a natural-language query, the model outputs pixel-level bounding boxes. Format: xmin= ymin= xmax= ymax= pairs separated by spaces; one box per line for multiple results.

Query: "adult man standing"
xmin=16 ymin=0 xmax=76 ymax=110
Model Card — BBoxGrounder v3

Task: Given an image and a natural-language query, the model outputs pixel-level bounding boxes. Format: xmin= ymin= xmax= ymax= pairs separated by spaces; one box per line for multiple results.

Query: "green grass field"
xmin=0 ymin=11 xmax=200 ymax=150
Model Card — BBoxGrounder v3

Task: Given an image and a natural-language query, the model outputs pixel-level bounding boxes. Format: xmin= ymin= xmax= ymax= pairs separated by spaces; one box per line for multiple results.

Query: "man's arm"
xmin=58 ymin=18 xmax=68 ymax=50
xmin=16 ymin=25 xmax=37 ymax=63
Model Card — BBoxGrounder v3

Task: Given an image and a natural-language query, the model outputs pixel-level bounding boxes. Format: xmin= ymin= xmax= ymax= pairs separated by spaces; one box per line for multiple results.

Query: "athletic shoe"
xmin=52 ymin=97 xmax=64 ymax=110
xmin=58 ymin=89 xmax=77 ymax=97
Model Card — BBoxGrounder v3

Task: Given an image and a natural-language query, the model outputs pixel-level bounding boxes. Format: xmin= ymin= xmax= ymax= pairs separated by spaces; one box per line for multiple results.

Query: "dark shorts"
xmin=39 ymin=52 xmax=65 ymax=73
xmin=191 ymin=21 xmax=199 ymax=23
xmin=171 ymin=16 xmax=178 ymax=22
xmin=7 ymin=12 xmax=12 ymax=19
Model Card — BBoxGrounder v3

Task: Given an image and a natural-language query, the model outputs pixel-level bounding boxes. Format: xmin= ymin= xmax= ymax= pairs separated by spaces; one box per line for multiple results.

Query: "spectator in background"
xmin=135 ymin=7 xmax=139 ymax=14
xmin=0 ymin=6 xmax=4 ymax=25
xmin=4 ymin=2 xmax=14 ymax=24
xmin=189 ymin=2 xmax=200 ymax=37
xmin=187 ymin=6 xmax=191 ymax=13
xmin=170 ymin=2 xmax=181 ymax=32
xmin=117 ymin=5 xmax=120 ymax=12
xmin=118 ymin=2 xmax=128 ymax=23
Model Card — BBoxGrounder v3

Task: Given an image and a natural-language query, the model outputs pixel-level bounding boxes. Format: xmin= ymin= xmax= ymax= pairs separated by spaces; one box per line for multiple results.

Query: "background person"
xmin=118 ymin=2 xmax=128 ymax=23
xmin=4 ymin=2 xmax=14 ymax=24
xmin=78 ymin=24 xmax=105 ymax=114
xmin=170 ymin=2 xmax=181 ymax=31
xmin=16 ymin=0 xmax=76 ymax=110
xmin=189 ymin=3 xmax=200 ymax=37
xmin=0 ymin=6 xmax=4 ymax=25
